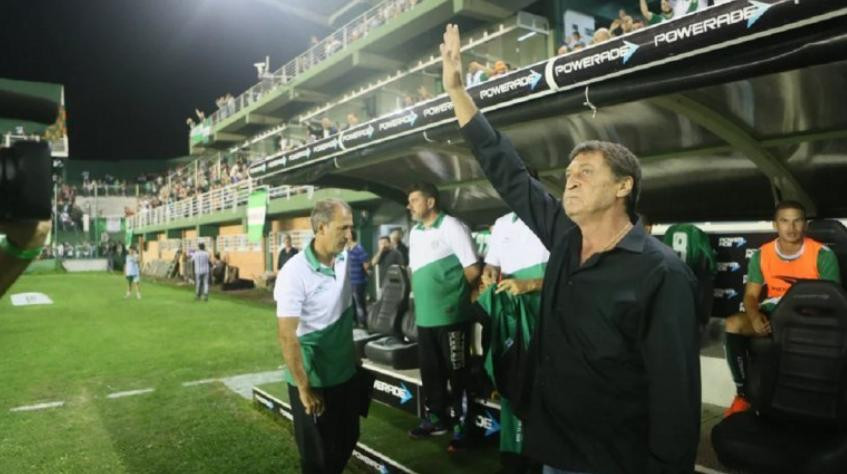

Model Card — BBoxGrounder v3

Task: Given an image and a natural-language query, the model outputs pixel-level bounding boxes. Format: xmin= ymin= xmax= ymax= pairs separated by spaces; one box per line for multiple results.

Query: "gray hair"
xmin=310 ymin=198 xmax=352 ymax=233
xmin=569 ymin=140 xmax=641 ymax=217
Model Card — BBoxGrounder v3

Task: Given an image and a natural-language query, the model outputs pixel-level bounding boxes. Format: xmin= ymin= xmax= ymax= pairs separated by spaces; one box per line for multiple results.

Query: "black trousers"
xmin=288 ymin=378 xmax=360 ymax=474
xmin=417 ymin=321 xmax=471 ymax=422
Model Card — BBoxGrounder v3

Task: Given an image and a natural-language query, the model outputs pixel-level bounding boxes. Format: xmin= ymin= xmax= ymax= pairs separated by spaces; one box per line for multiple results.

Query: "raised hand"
xmin=439 ymin=24 xmax=464 ymax=93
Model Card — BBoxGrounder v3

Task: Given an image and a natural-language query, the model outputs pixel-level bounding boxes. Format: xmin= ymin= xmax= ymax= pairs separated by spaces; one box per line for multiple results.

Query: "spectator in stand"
xmin=277 ymin=233 xmax=299 ymax=271
xmin=567 ymin=30 xmax=584 ymax=50
xmin=417 ymin=85 xmax=433 ymax=102
xmin=344 ymin=112 xmax=360 ymax=130
xmin=640 ymin=0 xmax=674 ymax=25
xmin=557 ymin=44 xmax=569 ymax=56
xmin=186 ymin=117 xmax=195 ymax=128
xmin=402 ymin=95 xmax=415 ymax=108
xmin=610 ymin=15 xmax=635 ymax=36
xmin=195 ymin=108 xmax=205 ymax=121
xmin=491 ymin=60 xmax=508 ymax=78
xmin=591 ymin=27 xmax=612 ymax=45
xmin=466 ymin=61 xmax=491 ymax=86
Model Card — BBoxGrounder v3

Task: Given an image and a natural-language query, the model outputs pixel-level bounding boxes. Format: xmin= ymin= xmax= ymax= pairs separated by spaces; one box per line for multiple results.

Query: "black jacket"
xmin=461 ymin=112 xmax=701 ymax=474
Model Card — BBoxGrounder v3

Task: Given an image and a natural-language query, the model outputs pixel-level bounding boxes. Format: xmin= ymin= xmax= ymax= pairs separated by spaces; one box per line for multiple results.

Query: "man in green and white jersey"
xmin=406 ymin=183 xmax=480 ymax=453
xmin=479 ymin=211 xmax=548 ymax=472
xmin=274 ymin=198 xmax=360 ymax=474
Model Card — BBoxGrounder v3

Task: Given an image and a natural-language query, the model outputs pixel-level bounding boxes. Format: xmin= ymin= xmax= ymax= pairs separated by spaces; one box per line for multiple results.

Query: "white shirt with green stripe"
xmin=274 ymin=241 xmax=357 ymax=388
xmin=409 ymin=212 xmax=478 ymax=327
xmin=486 ymin=212 xmax=550 ymax=280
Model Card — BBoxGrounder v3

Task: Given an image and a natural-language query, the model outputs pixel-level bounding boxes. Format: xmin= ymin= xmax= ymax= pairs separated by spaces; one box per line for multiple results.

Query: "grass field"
xmin=0 ymin=272 xmax=368 ymax=473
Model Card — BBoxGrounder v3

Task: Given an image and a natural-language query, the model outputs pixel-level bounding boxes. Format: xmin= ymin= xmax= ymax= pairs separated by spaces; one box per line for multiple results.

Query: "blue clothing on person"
xmin=347 ymin=244 xmax=369 ymax=286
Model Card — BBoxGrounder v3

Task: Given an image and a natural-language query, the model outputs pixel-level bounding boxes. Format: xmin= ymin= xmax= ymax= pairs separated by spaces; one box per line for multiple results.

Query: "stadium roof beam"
xmin=246 ymin=113 xmax=283 ymax=126
xmin=452 ymin=0 xmax=514 ymax=22
xmin=213 ymin=132 xmax=246 ymax=142
xmin=352 ymin=51 xmax=403 ymax=72
xmin=291 ymin=88 xmax=331 ymax=104
xmin=649 ymin=94 xmax=817 ymax=216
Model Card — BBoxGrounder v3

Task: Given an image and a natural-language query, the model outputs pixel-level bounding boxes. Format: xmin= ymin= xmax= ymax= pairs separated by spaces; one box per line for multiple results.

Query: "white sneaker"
xmin=136 ymin=293 xmax=142 ymax=300
xmin=125 ymin=292 xmax=130 ymax=298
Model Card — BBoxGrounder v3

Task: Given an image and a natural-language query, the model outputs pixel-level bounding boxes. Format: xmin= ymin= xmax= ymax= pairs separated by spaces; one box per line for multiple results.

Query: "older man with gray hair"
xmin=440 ymin=24 xmax=701 ymax=474
xmin=274 ymin=198 xmax=363 ymax=473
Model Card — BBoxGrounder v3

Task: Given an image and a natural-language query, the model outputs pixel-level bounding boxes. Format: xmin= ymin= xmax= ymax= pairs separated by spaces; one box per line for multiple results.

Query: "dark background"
xmin=0 ymin=0 xmax=328 ymax=161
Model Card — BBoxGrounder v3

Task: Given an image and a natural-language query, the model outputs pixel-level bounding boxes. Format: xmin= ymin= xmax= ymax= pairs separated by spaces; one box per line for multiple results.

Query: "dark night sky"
xmin=1 ymin=0 xmax=328 ymax=161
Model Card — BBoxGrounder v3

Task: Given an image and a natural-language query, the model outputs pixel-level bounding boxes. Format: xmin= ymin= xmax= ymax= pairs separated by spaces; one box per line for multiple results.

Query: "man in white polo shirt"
xmin=406 ymin=182 xmax=480 ymax=453
xmin=274 ymin=198 xmax=360 ymax=474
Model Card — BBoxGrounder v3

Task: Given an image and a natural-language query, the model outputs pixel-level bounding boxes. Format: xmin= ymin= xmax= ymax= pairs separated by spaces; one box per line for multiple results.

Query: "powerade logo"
xmin=475 ymin=410 xmax=500 ymax=437
xmin=374 ymin=380 xmax=413 ymax=404
xmin=351 ymin=450 xmax=390 ymax=474
xmin=341 ymin=124 xmax=375 ymax=143
xmin=249 ymin=163 xmax=267 ymax=174
xmin=255 ymin=394 xmax=273 ymax=410
xmin=312 ymin=138 xmax=339 ymax=153
xmin=378 ymin=111 xmax=418 ymax=132
xmin=745 ymin=249 xmax=757 ymax=259
xmin=423 ymin=101 xmax=453 ymax=117
xmin=717 ymin=262 xmax=742 ymax=272
xmin=718 ymin=237 xmax=747 ymax=248
xmin=554 ymin=42 xmax=639 ymax=76
xmin=714 ymin=288 xmax=739 ymax=299
xmin=479 ymin=69 xmax=542 ymax=100
xmin=289 ymin=147 xmax=312 ymax=162
xmin=653 ymin=2 xmax=771 ymax=46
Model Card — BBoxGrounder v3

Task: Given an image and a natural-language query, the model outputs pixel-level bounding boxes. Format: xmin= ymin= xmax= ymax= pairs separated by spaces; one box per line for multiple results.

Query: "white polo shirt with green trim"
xmin=274 ymin=241 xmax=356 ymax=388
xmin=486 ymin=212 xmax=550 ymax=280
xmin=409 ymin=212 xmax=478 ymax=327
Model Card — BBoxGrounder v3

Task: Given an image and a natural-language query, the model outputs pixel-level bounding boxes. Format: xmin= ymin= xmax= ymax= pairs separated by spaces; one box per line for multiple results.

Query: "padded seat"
xmin=353 ymin=265 xmax=408 ymax=357
xmin=712 ymin=280 xmax=847 ymax=473
xmin=364 ymin=299 xmax=419 ymax=370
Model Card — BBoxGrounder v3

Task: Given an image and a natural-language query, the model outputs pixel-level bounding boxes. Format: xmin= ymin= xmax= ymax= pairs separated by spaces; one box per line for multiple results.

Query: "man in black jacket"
xmin=439 ymin=24 xmax=701 ymax=474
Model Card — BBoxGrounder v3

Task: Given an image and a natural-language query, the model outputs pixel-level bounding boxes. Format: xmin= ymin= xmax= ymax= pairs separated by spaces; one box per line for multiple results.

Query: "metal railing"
xmin=192 ymin=0 xmax=423 ymax=134
xmin=127 ymin=180 xmax=315 ymax=230
xmin=227 ymin=11 xmax=550 ymax=157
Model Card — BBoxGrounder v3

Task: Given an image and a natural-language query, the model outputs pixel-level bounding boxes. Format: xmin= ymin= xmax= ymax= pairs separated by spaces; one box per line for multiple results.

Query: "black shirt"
xmin=394 ymin=242 xmax=409 ymax=266
xmin=277 ymin=247 xmax=299 ymax=271
xmin=461 ymin=113 xmax=701 ymax=474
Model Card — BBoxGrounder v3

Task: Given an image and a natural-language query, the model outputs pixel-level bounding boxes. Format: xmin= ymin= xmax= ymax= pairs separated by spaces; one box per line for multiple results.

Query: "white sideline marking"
xmin=181 ymin=378 xmax=218 ymax=387
xmin=106 ymin=388 xmax=155 ymax=399
xmin=10 ymin=401 xmax=65 ymax=412
xmin=221 ymin=370 xmax=284 ymax=400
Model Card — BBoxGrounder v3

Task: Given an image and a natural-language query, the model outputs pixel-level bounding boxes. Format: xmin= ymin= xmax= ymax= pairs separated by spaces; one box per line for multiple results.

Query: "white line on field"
xmin=9 ymin=401 xmax=65 ymax=412
xmin=181 ymin=378 xmax=218 ymax=387
xmin=106 ymin=388 xmax=155 ymax=399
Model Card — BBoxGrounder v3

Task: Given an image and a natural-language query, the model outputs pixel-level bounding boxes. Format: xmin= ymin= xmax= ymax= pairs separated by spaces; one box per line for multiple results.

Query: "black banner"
xmin=370 ymin=370 xmax=422 ymax=417
xmin=248 ymin=0 xmax=847 ymax=180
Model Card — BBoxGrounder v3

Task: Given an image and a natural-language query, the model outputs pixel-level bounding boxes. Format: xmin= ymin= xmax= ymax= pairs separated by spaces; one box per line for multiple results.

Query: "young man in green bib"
xmin=274 ymin=198 xmax=360 ymax=474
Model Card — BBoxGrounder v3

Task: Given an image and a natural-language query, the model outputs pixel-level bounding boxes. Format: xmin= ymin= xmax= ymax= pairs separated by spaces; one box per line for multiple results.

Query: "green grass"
xmin=0 ymin=272 xmax=366 ymax=473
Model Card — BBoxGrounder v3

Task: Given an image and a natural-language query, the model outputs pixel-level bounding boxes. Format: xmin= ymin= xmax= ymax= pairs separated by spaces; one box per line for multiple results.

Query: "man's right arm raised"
xmin=440 ymin=24 xmax=571 ymax=248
